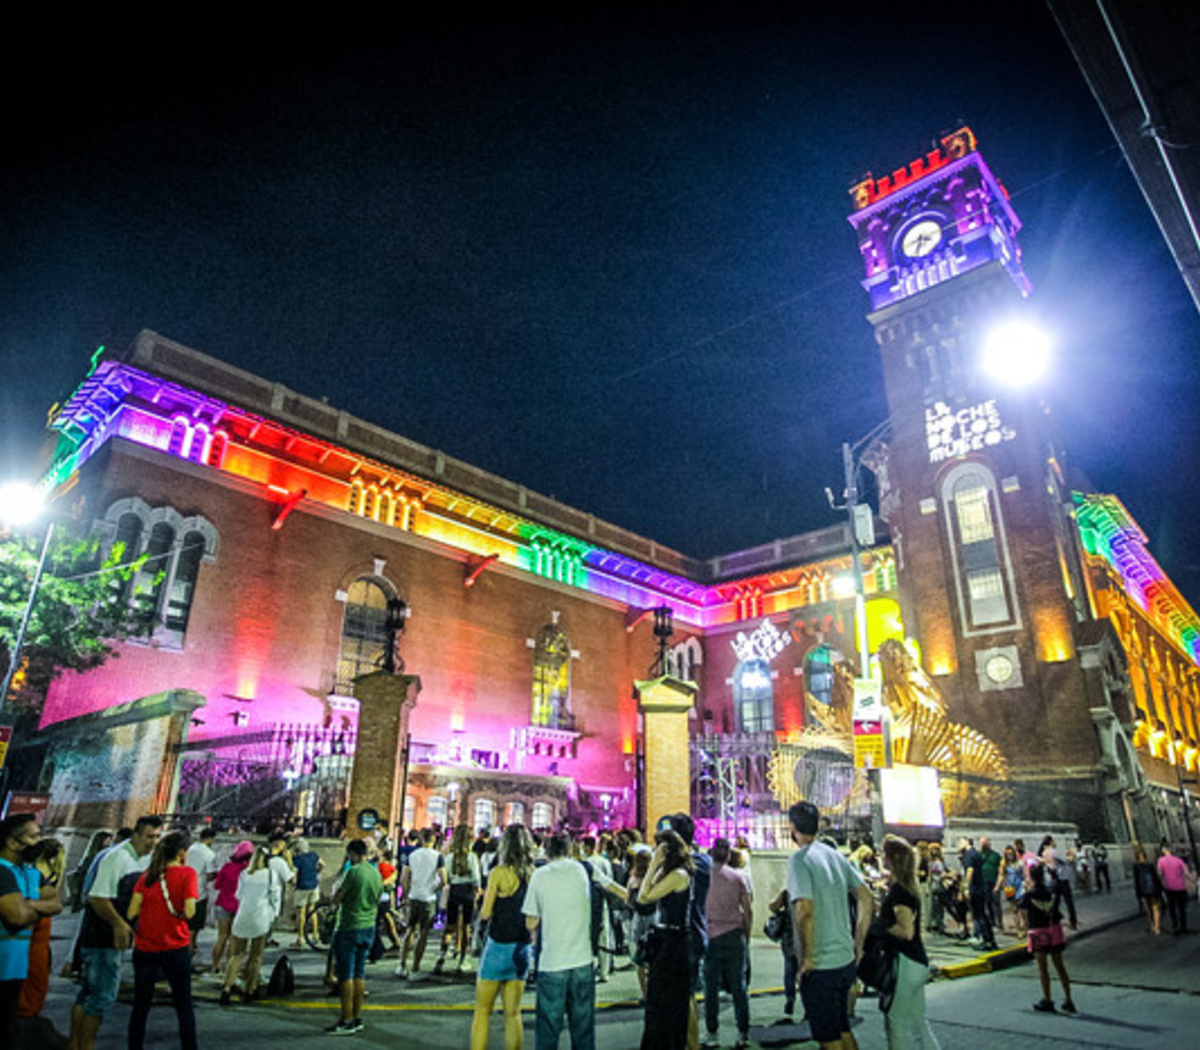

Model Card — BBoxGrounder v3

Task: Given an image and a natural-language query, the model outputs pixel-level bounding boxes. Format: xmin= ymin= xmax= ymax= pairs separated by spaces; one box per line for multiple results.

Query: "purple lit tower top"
xmin=847 ymin=127 xmax=1031 ymax=312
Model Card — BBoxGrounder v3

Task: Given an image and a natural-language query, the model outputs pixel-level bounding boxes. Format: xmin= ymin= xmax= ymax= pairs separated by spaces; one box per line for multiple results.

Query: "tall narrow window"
xmin=110 ymin=512 xmax=144 ymax=606
xmin=805 ymin=646 xmax=836 ymax=721
xmin=944 ymin=466 xmax=1015 ymax=630
xmin=734 ymin=659 xmax=774 ymax=733
xmin=531 ymin=802 xmax=554 ymax=830
xmin=474 ymin=798 xmax=496 ymax=830
xmin=133 ymin=522 xmax=175 ymax=619
xmin=164 ymin=530 xmax=205 ymax=632
xmin=531 ymin=624 xmax=572 ymax=729
xmin=336 ymin=578 xmax=391 ymax=693
xmin=426 ymin=796 xmax=448 ymax=828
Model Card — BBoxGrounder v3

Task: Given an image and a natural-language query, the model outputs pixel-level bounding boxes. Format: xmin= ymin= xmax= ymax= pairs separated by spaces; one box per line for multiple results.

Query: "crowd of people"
xmin=1 ymin=806 xmax=1195 ymax=1049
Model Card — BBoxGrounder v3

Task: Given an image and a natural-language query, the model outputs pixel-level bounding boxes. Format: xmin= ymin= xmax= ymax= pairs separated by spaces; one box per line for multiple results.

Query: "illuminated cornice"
xmin=1075 ymin=492 xmax=1200 ymax=663
xmin=45 ymin=358 xmax=897 ymax=630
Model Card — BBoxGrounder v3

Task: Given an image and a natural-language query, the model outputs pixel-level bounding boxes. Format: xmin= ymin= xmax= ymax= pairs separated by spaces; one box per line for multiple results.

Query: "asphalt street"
xmin=20 ymin=888 xmax=1198 ymax=1048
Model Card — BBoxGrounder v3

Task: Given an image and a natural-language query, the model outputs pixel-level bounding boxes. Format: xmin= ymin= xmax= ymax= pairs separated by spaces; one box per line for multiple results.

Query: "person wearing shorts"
xmin=70 ymin=816 xmax=161 ymax=1050
xmin=1021 ymin=861 xmax=1075 ymax=1014
xmin=785 ymin=802 xmax=873 ymax=1050
xmin=326 ymin=839 xmax=382 ymax=1036
xmin=290 ymin=839 xmax=323 ymax=947
xmin=396 ymin=830 xmax=445 ymax=980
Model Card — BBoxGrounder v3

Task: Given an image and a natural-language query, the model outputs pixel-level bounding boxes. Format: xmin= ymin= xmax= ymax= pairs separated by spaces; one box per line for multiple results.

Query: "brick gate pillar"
xmin=634 ymin=675 xmax=697 ymax=832
xmin=348 ymin=671 xmax=421 ymax=838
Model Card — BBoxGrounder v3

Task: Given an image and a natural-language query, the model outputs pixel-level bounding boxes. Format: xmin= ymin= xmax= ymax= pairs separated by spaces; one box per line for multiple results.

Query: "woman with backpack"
xmin=127 ymin=831 xmax=199 ymax=1050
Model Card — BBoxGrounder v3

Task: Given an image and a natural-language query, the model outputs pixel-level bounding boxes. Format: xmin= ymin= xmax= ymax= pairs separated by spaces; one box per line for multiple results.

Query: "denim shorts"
xmin=333 ymin=926 xmax=375 ymax=982
xmin=76 ymin=947 xmax=124 ymax=1018
xmin=478 ymin=937 xmax=530 ymax=982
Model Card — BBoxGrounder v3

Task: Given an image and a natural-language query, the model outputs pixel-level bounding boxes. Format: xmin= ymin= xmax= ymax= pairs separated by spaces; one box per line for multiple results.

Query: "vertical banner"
xmin=852 ymin=679 xmax=890 ymax=770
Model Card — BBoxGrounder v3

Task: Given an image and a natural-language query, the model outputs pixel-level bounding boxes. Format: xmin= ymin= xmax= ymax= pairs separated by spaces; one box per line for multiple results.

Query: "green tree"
xmin=0 ymin=531 xmax=154 ymax=716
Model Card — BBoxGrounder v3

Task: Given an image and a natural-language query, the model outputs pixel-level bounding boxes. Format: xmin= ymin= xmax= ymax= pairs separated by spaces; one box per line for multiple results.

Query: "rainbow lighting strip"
xmin=45 ymin=356 xmax=897 ymax=631
xmin=1074 ymin=492 xmax=1200 ymax=663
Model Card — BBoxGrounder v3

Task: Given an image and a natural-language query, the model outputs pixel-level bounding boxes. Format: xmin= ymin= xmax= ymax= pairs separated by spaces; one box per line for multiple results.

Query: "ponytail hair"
xmin=145 ymin=831 xmax=191 ymax=887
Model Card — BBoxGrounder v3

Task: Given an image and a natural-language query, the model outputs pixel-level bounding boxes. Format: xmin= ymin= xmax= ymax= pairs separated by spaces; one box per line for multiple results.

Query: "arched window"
xmin=110 ymin=512 xmax=144 ymax=605
xmin=734 ymin=659 xmax=774 ymax=733
xmin=505 ymin=801 xmax=525 ymax=826
xmin=531 ymin=802 xmax=554 ymax=830
xmin=133 ymin=522 xmax=175 ymax=619
xmin=100 ymin=499 xmax=218 ymax=648
xmin=531 ymin=623 xmax=572 ymax=729
xmin=942 ymin=464 xmax=1016 ymax=630
xmin=336 ymin=577 xmax=391 ymax=694
xmin=426 ymin=796 xmax=449 ymax=828
xmin=164 ymin=530 xmax=206 ymax=632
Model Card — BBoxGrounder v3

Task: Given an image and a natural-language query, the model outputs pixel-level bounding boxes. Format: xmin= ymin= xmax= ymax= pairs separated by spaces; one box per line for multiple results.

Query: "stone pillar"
xmin=348 ymin=671 xmax=421 ymax=839
xmin=635 ymin=675 xmax=697 ymax=832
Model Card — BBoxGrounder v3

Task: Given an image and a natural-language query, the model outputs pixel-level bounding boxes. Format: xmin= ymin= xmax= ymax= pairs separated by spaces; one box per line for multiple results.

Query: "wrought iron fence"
xmin=174 ymin=722 xmax=356 ymax=833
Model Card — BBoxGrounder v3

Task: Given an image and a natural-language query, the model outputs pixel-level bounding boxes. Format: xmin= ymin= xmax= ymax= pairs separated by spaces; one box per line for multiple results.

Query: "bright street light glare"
xmin=0 ymin=481 xmax=45 ymax=527
xmin=981 ymin=321 xmax=1051 ymax=385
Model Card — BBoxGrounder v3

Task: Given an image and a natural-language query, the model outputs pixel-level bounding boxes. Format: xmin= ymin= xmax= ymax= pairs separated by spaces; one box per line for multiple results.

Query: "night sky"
xmin=3 ymin=7 xmax=1199 ymax=603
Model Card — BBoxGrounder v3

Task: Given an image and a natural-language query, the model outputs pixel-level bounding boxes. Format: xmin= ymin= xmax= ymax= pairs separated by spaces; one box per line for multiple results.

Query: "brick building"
xmin=23 ymin=130 xmax=1200 ymax=846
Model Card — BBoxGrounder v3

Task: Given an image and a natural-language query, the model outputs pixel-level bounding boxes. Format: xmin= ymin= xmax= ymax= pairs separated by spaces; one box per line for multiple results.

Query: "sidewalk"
xmin=39 ymin=884 xmax=1138 ymax=1023
xmin=191 ymin=884 xmax=1138 ymax=1011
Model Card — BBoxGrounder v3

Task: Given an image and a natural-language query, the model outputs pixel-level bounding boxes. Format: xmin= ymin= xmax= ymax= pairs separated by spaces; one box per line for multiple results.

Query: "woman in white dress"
xmin=220 ymin=846 xmax=280 ymax=1004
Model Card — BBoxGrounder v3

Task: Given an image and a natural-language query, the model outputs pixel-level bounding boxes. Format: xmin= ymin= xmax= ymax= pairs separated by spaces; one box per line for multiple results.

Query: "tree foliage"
xmin=0 ymin=530 xmax=155 ymax=715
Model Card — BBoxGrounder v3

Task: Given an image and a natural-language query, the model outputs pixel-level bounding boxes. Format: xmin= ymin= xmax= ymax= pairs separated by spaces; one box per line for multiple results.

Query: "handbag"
xmin=763 ymin=910 xmax=788 ymax=943
xmin=856 ymin=917 xmax=898 ymax=998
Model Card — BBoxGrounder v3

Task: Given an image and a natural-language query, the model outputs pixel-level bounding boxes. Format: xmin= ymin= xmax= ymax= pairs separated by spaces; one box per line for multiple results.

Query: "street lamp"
xmin=981 ymin=321 xmax=1052 ymax=386
xmin=0 ymin=482 xmax=53 ymax=720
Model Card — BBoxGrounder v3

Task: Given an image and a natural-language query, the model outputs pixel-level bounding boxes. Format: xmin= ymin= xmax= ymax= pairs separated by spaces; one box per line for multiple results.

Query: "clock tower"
xmin=849 ymin=129 xmax=1101 ymax=789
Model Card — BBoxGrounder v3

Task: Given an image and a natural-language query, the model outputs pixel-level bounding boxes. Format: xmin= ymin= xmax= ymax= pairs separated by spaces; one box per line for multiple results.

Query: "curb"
xmin=934 ymin=910 xmax=1139 ymax=981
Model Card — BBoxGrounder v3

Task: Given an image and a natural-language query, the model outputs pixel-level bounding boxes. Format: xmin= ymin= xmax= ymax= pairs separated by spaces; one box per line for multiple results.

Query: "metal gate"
xmin=174 ymin=722 xmax=356 ymax=833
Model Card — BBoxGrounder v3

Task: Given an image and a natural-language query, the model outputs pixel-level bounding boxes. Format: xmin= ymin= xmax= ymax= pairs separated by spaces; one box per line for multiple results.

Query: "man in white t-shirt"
xmin=396 ymin=830 xmax=445 ymax=979
xmin=70 ymin=815 xmax=162 ymax=1050
xmin=184 ymin=828 xmax=218 ymax=956
xmin=524 ymin=832 xmax=595 ymax=1050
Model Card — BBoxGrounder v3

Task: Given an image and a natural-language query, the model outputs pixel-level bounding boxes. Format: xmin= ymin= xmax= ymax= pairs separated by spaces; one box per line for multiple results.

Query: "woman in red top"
xmin=127 ymin=831 xmax=199 ymax=1050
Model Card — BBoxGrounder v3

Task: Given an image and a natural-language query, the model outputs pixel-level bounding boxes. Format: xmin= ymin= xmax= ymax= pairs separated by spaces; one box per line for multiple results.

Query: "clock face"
xmin=984 ymin=653 xmax=1015 ymax=685
xmin=901 ymin=219 xmax=943 ymax=259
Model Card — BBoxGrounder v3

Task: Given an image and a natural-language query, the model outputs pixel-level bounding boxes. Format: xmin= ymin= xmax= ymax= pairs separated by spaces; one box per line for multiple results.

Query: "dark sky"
xmin=3 ymin=6 xmax=1199 ymax=603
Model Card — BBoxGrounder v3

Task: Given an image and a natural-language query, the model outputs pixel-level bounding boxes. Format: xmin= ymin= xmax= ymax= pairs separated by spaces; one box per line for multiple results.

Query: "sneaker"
xmin=433 ymin=954 xmax=446 ymax=974
xmin=1061 ymin=1000 xmax=1077 ymax=1014
xmin=219 ymin=990 xmax=232 ymax=1007
xmin=701 ymin=1036 xmax=720 ymax=1049
xmin=395 ymin=964 xmax=409 ymax=979
xmin=347 ymin=1019 xmax=365 ymax=1033
xmin=1033 ymin=999 xmax=1056 ymax=1013
xmin=324 ymin=1019 xmax=358 ymax=1035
